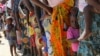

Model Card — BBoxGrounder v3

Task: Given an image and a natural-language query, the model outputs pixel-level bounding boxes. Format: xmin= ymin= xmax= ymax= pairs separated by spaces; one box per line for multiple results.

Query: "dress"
xmin=7 ymin=24 xmax=17 ymax=45
xmin=77 ymin=12 xmax=100 ymax=56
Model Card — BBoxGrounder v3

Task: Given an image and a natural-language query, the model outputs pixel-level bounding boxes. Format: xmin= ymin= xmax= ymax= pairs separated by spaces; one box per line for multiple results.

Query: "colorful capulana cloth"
xmin=42 ymin=16 xmax=53 ymax=55
xmin=77 ymin=12 xmax=100 ymax=56
xmin=51 ymin=0 xmax=74 ymax=56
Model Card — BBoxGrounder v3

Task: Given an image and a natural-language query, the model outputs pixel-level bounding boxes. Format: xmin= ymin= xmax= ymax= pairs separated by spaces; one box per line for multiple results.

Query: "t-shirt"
xmin=7 ymin=24 xmax=16 ymax=38
xmin=67 ymin=27 xmax=79 ymax=52
xmin=7 ymin=0 xmax=11 ymax=9
xmin=28 ymin=25 xmax=34 ymax=37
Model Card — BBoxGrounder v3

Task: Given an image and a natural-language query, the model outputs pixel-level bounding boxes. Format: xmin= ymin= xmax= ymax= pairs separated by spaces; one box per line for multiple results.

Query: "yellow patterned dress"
xmin=50 ymin=0 xmax=74 ymax=56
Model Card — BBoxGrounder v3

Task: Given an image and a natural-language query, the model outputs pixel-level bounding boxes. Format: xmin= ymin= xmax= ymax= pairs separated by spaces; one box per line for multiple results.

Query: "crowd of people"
xmin=0 ymin=0 xmax=100 ymax=56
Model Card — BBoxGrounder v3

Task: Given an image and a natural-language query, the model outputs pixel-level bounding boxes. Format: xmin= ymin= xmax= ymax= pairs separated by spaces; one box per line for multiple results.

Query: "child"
xmin=28 ymin=22 xmax=37 ymax=56
xmin=39 ymin=37 xmax=48 ymax=56
xmin=5 ymin=16 xmax=18 ymax=56
xmin=22 ymin=37 xmax=31 ymax=56
xmin=67 ymin=7 xmax=79 ymax=56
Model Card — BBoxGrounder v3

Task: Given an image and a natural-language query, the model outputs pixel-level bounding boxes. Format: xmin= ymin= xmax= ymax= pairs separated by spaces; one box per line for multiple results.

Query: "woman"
xmin=77 ymin=0 xmax=100 ymax=56
xmin=50 ymin=0 xmax=75 ymax=56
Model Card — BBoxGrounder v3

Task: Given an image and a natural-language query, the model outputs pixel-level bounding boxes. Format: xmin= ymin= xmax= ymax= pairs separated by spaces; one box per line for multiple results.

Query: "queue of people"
xmin=0 ymin=0 xmax=100 ymax=56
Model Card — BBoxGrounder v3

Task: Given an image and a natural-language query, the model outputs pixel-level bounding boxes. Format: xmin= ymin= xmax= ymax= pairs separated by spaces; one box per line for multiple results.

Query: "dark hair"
xmin=8 ymin=18 xmax=13 ymax=22
xmin=70 ymin=7 xmax=79 ymax=17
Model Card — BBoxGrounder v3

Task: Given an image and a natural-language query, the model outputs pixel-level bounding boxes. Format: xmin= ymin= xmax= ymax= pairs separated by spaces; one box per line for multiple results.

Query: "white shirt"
xmin=6 ymin=0 xmax=11 ymax=9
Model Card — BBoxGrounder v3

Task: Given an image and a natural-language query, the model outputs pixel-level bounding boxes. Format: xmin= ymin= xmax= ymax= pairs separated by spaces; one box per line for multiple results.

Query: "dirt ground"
xmin=0 ymin=31 xmax=22 ymax=56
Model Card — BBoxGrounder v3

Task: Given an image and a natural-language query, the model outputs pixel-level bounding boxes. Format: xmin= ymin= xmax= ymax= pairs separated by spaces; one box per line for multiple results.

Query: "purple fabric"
xmin=67 ymin=27 xmax=79 ymax=52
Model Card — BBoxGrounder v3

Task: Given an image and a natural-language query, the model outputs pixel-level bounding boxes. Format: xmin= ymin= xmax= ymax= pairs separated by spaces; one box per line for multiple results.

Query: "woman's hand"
xmin=78 ymin=28 xmax=92 ymax=41
xmin=78 ymin=5 xmax=93 ymax=41
xmin=78 ymin=30 xmax=86 ymax=41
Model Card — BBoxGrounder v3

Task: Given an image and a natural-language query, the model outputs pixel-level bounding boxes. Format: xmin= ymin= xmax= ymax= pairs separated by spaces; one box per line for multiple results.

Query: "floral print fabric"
xmin=77 ymin=12 xmax=100 ymax=56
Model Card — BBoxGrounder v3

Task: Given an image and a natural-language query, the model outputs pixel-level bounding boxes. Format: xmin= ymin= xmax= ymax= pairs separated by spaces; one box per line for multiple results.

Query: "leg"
xmin=37 ymin=47 xmax=42 ymax=56
xmin=34 ymin=47 xmax=38 ymax=56
xmin=23 ymin=48 xmax=27 ymax=56
xmin=10 ymin=45 xmax=14 ymax=56
xmin=31 ymin=47 xmax=34 ymax=56
xmin=39 ymin=47 xmax=43 ymax=56
xmin=18 ymin=44 xmax=21 ymax=50
xmin=74 ymin=52 xmax=77 ymax=56
xmin=32 ymin=47 xmax=37 ymax=56
xmin=13 ymin=44 xmax=18 ymax=56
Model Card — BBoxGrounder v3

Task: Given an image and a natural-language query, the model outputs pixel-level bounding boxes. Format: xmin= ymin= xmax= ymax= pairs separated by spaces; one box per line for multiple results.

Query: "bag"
xmin=47 ymin=0 xmax=64 ymax=7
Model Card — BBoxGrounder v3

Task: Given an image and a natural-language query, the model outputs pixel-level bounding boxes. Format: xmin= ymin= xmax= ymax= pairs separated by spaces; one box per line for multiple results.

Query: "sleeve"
xmin=67 ymin=28 xmax=73 ymax=39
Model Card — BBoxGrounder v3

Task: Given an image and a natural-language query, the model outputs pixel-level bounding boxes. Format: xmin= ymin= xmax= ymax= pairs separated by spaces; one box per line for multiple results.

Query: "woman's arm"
xmin=31 ymin=0 xmax=52 ymax=15
xmin=86 ymin=0 xmax=100 ymax=10
xmin=22 ymin=0 xmax=34 ymax=12
xmin=18 ymin=0 xmax=26 ymax=17
xmin=78 ymin=5 xmax=93 ymax=41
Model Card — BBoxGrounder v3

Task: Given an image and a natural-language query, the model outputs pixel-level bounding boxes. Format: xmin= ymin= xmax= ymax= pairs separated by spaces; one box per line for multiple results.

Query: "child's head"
xmin=70 ymin=7 xmax=78 ymax=17
xmin=6 ymin=16 xmax=13 ymax=24
xmin=70 ymin=7 xmax=79 ymax=28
